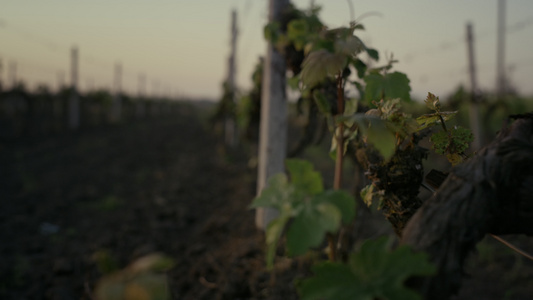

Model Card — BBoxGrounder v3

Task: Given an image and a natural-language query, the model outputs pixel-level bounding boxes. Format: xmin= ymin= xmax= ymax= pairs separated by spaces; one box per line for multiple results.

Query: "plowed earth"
xmin=1 ymin=102 xmax=532 ymax=299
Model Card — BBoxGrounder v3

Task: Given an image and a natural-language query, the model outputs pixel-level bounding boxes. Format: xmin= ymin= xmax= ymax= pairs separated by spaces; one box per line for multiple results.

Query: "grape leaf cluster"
xmin=250 ymin=159 xmax=356 ymax=268
xmin=298 ymin=237 xmax=436 ymax=300
xmin=416 ymin=93 xmax=473 ymax=165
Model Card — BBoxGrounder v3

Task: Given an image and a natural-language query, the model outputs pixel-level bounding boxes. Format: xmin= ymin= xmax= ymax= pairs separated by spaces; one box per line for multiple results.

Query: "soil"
xmin=1 ymin=102 xmax=532 ymax=299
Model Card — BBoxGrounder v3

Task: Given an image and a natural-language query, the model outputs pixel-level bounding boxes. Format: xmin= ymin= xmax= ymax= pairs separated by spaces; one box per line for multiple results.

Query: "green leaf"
xmin=96 ymin=273 xmax=170 ymax=300
xmin=415 ymin=111 xmax=457 ymax=131
xmin=301 ymin=50 xmax=346 ymax=88
xmin=377 ymin=98 xmax=401 ymax=118
xmin=275 ymin=34 xmax=290 ymax=50
xmin=339 ymin=114 xmax=397 ymax=160
xmin=288 ymin=74 xmax=301 ymax=90
xmin=350 ymin=237 xmax=437 ymax=299
xmin=286 ymin=202 xmax=341 ymax=256
xmin=94 ymin=254 xmax=173 ymax=300
xmin=286 ymin=159 xmax=324 ymax=195
xmin=251 ymin=173 xmax=294 ymax=269
xmin=360 ymin=184 xmax=385 ymax=210
xmin=315 ymin=190 xmax=356 ymax=224
xmin=343 ymin=98 xmax=358 ymax=127
xmin=287 ymin=19 xmax=307 ymax=37
xmin=424 ymin=92 xmax=441 ymax=112
xmin=446 ymin=153 xmax=463 ymax=166
xmin=264 ymin=21 xmax=281 ymax=43
xmin=129 ymin=254 xmax=175 ymax=273
xmin=353 ymin=23 xmax=365 ymax=31
xmin=334 ymin=35 xmax=364 ymax=56
xmin=287 ymin=19 xmax=309 ymax=51
xmin=298 ymin=262 xmax=361 ymax=300
xmin=328 ymin=126 xmax=351 ymax=160
xmin=307 ymin=39 xmax=335 ymax=54
xmin=365 ymin=117 xmax=397 ymax=160
xmin=450 ymin=126 xmax=473 ymax=153
xmin=353 ymin=81 xmax=365 ymax=99
xmin=429 ymin=126 xmax=472 ymax=165
xmin=353 ymin=58 xmax=367 ymax=79
xmin=366 ymin=48 xmax=379 ymax=61
xmin=299 ymin=237 xmax=436 ymax=300
xmin=250 ymin=173 xmax=292 ymax=209
xmin=363 ymin=73 xmax=385 ymax=103
xmin=430 ymin=131 xmax=449 ymax=155
xmin=313 ymin=90 xmax=331 ymax=115
xmin=252 ymin=159 xmax=352 ymax=266
xmin=360 ymin=184 xmax=374 ymax=207
xmin=364 ymin=71 xmax=411 ymax=104
xmin=265 ymin=212 xmax=291 ymax=269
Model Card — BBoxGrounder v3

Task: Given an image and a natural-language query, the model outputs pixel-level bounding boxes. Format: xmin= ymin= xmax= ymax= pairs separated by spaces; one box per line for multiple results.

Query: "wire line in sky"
xmin=0 ymin=18 xmax=182 ymax=96
xmin=402 ymin=15 xmax=533 ymax=63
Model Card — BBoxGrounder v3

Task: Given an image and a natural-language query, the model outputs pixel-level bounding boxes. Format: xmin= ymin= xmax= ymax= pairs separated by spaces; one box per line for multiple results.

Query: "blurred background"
xmin=1 ymin=1 xmax=533 ymax=299
xmin=1 ymin=0 xmax=532 ymax=100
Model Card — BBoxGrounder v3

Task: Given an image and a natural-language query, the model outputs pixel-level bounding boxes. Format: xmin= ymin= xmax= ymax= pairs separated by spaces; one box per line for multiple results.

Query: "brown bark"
xmin=401 ymin=115 xmax=533 ymax=299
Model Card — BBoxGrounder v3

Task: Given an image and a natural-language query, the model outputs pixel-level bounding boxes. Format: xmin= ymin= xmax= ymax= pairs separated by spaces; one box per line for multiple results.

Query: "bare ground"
xmin=0 ymin=102 xmax=532 ymax=299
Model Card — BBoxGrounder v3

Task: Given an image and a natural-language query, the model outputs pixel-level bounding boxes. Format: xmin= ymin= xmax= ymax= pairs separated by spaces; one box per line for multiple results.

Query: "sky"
xmin=0 ymin=0 xmax=532 ymax=101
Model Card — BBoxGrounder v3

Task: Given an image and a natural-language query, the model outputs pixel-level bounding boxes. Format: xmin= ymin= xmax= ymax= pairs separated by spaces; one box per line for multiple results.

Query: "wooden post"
xmin=138 ymin=73 xmax=146 ymax=98
xmin=8 ymin=61 xmax=17 ymax=89
xmin=225 ymin=9 xmax=238 ymax=147
xmin=57 ymin=71 xmax=65 ymax=92
xmin=85 ymin=78 xmax=94 ymax=91
xmin=68 ymin=46 xmax=80 ymax=130
xmin=111 ymin=62 xmax=122 ymax=123
xmin=54 ymin=71 xmax=65 ymax=130
xmin=255 ymin=0 xmax=289 ymax=230
xmin=496 ymin=0 xmax=506 ymax=97
xmin=466 ymin=23 xmax=482 ymax=150
xmin=151 ymin=79 xmax=160 ymax=99
xmin=151 ymin=79 xmax=160 ymax=116
xmin=136 ymin=73 xmax=146 ymax=119
xmin=0 ymin=58 xmax=2 ymax=124
xmin=0 ymin=57 xmax=3 ymax=91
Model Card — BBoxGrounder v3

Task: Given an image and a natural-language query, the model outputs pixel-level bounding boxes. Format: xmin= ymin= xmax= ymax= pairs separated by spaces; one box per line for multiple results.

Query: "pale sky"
xmin=1 ymin=0 xmax=532 ymax=100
